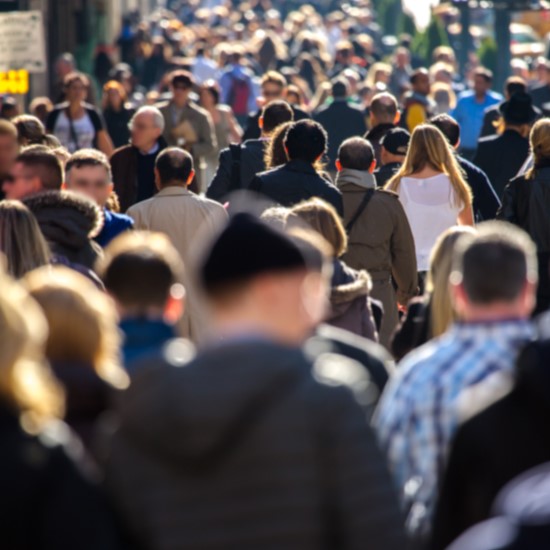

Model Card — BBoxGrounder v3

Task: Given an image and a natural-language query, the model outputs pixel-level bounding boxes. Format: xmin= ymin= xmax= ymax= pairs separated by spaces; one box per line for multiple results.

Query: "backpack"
xmin=227 ymin=75 xmax=250 ymax=117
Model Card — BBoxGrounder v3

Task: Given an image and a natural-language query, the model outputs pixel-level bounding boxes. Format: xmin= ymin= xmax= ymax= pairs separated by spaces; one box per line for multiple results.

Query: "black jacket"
xmin=250 ymin=159 xmax=344 ymax=215
xmin=24 ymin=190 xmax=103 ymax=270
xmin=375 ymin=162 xmax=401 ymax=188
xmin=479 ymin=104 xmax=501 ymax=138
xmin=206 ymin=139 xmax=266 ymax=202
xmin=103 ymin=107 xmax=134 ymax=148
xmin=242 ymin=105 xmax=309 ymax=141
xmin=307 ymin=324 xmax=393 ymax=420
xmin=314 ymin=100 xmax=367 ymax=169
xmin=105 ymin=339 xmax=406 ymax=550
xmin=530 ymin=83 xmax=550 ymax=111
xmin=498 ymin=167 xmax=550 ymax=313
xmin=0 ymin=403 xmax=120 ymax=549
xmin=431 ymin=339 xmax=550 ymax=550
xmin=365 ymin=123 xmax=396 ymax=166
xmin=458 ymin=155 xmax=500 ymax=221
xmin=473 ymin=130 xmax=530 ymax=198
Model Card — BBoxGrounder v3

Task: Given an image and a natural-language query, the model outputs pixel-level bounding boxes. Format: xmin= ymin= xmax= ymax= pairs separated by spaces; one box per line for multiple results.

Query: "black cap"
xmin=380 ymin=128 xmax=410 ymax=156
xmin=499 ymin=91 xmax=538 ymax=125
xmin=200 ymin=213 xmax=323 ymax=295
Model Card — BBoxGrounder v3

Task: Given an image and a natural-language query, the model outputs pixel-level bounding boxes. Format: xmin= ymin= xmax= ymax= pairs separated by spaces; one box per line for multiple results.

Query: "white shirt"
xmin=54 ymin=110 xmax=95 ymax=153
xmin=399 ymin=173 xmax=462 ymax=271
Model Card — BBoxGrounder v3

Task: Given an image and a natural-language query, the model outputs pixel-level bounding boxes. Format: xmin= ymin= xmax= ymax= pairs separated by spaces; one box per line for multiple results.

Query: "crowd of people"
xmin=4 ymin=1 xmax=550 ymax=549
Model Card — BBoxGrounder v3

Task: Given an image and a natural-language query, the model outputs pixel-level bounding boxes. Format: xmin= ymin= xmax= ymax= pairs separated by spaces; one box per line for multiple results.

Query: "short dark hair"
xmin=16 ymin=149 xmax=63 ymax=191
xmin=505 ymin=76 xmax=527 ymax=97
xmin=474 ymin=67 xmax=493 ymax=83
xmin=261 ymin=100 xmax=294 ymax=134
xmin=155 ymin=147 xmax=194 ymax=187
xmin=66 ymin=148 xmax=112 ymax=182
xmin=410 ymin=68 xmax=429 ymax=84
xmin=98 ymin=232 xmax=184 ymax=311
xmin=430 ymin=114 xmax=460 ymax=148
xmin=452 ymin=222 xmax=537 ymax=305
xmin=331 ymin=78 xmax=348 ymax=99
xmin=170 ymin=70 xmax=194 ymax=89
xmin=284 ymin=120 xmax=327 ymax=163
xmin=338 ymin=137 xmax=374 ymax=171
xmin=370 ymin=92 xmax=398 ymax=121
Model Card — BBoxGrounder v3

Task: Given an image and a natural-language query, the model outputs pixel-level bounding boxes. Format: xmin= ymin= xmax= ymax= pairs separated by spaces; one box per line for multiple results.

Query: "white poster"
xmin=0 ymin=11 xmax=46 ymax=73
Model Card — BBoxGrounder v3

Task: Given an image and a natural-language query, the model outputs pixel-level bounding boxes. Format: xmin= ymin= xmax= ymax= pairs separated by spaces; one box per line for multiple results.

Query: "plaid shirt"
xmin=374 ymin=319 xmax=534 ymax=535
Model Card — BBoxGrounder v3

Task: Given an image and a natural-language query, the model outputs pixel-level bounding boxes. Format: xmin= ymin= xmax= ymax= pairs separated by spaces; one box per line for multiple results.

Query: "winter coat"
xmin=498 ymin=167 xmax=550 ymax=313
xmin=24 ymin=190 xmax=103 ymax=270
xmin=105 ymin=339 xmax=406 ymax=550
xmin=110 ymin=136 xmax=167 ymax=212
xmin=473 ymin=130 xmax=530 ymax=198
xmin=206 ymin=138 xmax=266 ymax=202
xmin=250 ymin=159 xmax=343 ymax=216
xmin=431 ymin=339 xmax=550 ymax=550
xmin=0 ymin=402 xmax=120 ymax=549
xmin=127 ymin=186 xmax=228 ymax=344
xmin=328 ymin=259 xmax=377 ymax=341
xmin=337 ymin=169 xmax=417 ymax=348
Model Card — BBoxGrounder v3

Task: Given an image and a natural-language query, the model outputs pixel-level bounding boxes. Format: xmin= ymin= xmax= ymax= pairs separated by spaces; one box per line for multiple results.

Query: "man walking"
xmin=375 ymin=222 xmax=537 ymax=540
xmin=250 ymin=120 xmax=343 ymax=215
xmin=336 ymin=137 xmax=417 ymax=348
xmin=105 ymin=213 xmax=406 ymax=550
xmin=206 ymin=100 xmax=293 ymax=202
xmin=127 ymin=148 xmax=227 ymax=343
xmin=110 ymin=106 xmax=167 ymax=212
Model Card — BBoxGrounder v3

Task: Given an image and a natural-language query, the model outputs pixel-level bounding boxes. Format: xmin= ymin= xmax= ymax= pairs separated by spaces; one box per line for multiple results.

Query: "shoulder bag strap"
xmin=345 ymin=189 xmax=375 ymax=234
xmin=228 ymin=143 xmax=242 ymax=192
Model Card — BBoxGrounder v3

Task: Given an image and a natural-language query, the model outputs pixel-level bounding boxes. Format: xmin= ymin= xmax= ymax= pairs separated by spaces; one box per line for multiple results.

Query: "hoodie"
xmin=24 ymin=190 xmax=103 ymax=269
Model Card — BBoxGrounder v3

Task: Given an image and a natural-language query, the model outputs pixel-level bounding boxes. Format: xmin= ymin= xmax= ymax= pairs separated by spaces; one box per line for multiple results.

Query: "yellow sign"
xmin=0 ymin=70 xmax=29 ymax=94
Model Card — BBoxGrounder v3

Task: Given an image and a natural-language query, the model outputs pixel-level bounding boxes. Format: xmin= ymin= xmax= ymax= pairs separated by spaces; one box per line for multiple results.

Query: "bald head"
xmin=370 ymin=92 xmax=399 ymax=125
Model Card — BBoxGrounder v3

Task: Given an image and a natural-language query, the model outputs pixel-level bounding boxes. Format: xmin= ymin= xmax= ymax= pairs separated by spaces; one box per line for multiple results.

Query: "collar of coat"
xmin=154 ymin=185 xmax=193 ymax=197
xmin=335 ymin=168 xmax=377 ymax=190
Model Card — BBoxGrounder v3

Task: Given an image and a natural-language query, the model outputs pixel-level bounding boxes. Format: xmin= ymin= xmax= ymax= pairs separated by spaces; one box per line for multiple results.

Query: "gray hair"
xmin=130 ymin=106 xmax=165 ymax=132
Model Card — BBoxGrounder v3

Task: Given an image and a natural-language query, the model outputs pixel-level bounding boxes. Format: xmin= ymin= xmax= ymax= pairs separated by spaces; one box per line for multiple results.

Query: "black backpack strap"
xmin=228 ymin=143 xmax=242 ymax=192
xmin=346 ymin=189 xmax=375 ymax=233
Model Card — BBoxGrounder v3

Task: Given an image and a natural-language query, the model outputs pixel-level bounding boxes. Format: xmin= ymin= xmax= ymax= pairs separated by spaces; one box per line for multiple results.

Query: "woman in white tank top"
xmin=385 ymin=124 xmax=474 ymax=273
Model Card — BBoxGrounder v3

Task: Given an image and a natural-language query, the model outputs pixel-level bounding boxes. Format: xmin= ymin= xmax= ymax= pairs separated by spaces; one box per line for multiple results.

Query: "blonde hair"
xmin=385 ymin=124 xmax=472 ymax=209
xmin=289 ymin=198 xmax=348 ymax=258
xmin=0 ymin=270 xmax=63 ymax=430
xmin=24 ymin=267 xmax=129 ymax=391
xmin=427 ymin=225 xmax=477 ymax=337
xmin=0 ymin=201 xmax=51 ymax=279
xmin=527 ymin=118 xmax=550 ymax=180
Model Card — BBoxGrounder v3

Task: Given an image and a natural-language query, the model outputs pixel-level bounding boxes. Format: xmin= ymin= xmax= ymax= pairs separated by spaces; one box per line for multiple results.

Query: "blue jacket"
xmin=120 ymin=318 xmax=176 ymax=370
xmin=95 ymin=209 xmax=133 ymax=248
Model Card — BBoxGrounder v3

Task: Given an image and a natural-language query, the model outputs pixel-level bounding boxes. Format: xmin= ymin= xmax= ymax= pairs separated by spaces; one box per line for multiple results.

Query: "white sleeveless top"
xmin=399 ymin=174 xmax=462 ymax=271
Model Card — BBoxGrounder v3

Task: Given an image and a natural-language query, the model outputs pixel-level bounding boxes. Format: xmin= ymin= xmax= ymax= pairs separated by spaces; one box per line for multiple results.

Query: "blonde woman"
xmin=0 ymin=200 xmax=51 ymax=278
xmin=385 ymin=124 xmax=474 ymax=278
xmin=24 ymin=266 xmax=128 ymax=450
xmin=392 ymin=226 xmax=476 ymax=360
xmin=0 ymin=269 xmax=120 ymax=547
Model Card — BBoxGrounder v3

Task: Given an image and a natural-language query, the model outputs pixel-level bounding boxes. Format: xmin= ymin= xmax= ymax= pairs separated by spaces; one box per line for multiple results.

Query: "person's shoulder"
xmin=376 ymin=188 xmax=400 ymax=200
xmin=456 ymin=90 xmax=475 ymax=102
xmin=477 ymin=133 xmax=500 ymax=146
xmin=109 ymin=210 xmax=134 ymax=227
xmin=110 ymin=143 xmax=134 ymax=160
xmin=189 ymin=101 xmax=211 ymax=118
xmin=156 ymin=100 xmax=170 ymax=112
